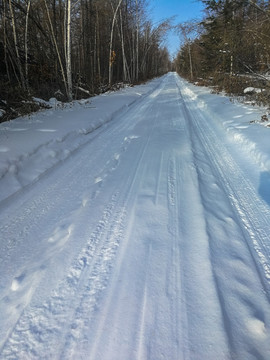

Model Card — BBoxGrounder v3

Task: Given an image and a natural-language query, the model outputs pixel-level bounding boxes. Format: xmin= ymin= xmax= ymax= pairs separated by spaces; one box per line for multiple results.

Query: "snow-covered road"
xmin=1 ymin=73 xmax=270 ymax=359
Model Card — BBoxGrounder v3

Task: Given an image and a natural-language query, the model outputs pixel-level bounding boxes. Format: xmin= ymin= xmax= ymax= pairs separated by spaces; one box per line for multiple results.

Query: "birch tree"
xmin=135 ymin=0 xmax=139 ymax=81
xmin=0 ymin=0 xmax=171 ymax=120
xmin=109 ymin=0 xmax=123 ymax=87
xmin=8 ymin=0 xmax=26 ymax=90
xmin=44 ymin=0 xmax=69 ymax=98
xmin=66 ymin=0 xmax=72 ymax=100
xmin=176 ymin=21 xmax=199 ymax=81
xmin=25 ymin=0 xmax=31 ymax=93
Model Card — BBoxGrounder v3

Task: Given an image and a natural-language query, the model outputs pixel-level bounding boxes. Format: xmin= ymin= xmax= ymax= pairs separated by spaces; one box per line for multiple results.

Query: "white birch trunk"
xmin=135 ymin=0 xmax=139 ymax=81
xmin=109 ymin=0 xmax=123 ymax=87
xmin=188 ymin=41 xmax=193 ymax=80
xmin=66 ymin=0 xmax=72 ymax=101
xmin=44 ymin=0 xmax=68 ymax=98
xmin=96 ymin=6 xmax=101 ymax=82
xmin=119 ymin=9 xmax=127 ymax=82
xmin=230 ymin=55 xmax=234 ymax=76
xmin=9 ymin=0 xmax=25 ymax=90
xmin=25 ymin=0 xmax=31 ymax=93
xmin=3 ymin=0 xmax=10 ymax=82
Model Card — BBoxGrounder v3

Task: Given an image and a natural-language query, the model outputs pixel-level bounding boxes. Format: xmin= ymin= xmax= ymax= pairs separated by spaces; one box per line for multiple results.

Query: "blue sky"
xmin=149 ymin=0 xmax=204 ymax=58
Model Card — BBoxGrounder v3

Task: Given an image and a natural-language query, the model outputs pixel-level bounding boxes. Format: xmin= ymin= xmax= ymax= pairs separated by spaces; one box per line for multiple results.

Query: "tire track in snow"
xmin=187 ymin=112 xmax=270 ymax=358
xmin=176 ymin=75 xmax=270 ymax=358
xmin=176 ymin=89 xmax=236 ymax=357
xmin=83 ymin=79 xmax=186 ymax=359
xmin=166 ymin=106 xmax=231 ymax=359
xmin=0 ymin=126 xmax=130 ymax=340
xmin=59 ymin=206 xmax=127 ymax=359
xmin=166 ymin=154 xmax=187 ymax=360
xmin=0 ymin=75 xmax=167 ymax=204
xmin=0 ymin=192 xmax=125 ymax=359
xmin=86 ymin=101 xmax=161 ymax=360
xmin=1 ymin=75 xmax=171 ymax=359
xmin=5 ymin=73 xmax=270 ymax=359
xmin=179 ymin=78 xmax=270 ymax=292
xmin=0 ymin=75 xmax=169 ymax=359
xmin=136 ymin=243 xmax=152 ymax=360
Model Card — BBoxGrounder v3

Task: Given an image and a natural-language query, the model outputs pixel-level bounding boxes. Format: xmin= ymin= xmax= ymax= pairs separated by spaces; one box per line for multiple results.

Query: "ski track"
xmin=1 ymin=73 xmax=270 ymax=359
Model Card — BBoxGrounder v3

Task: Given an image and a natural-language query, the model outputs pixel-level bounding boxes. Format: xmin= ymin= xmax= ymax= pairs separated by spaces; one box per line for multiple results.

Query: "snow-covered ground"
xmin=1 ymin=72 xmax=270 ymax=359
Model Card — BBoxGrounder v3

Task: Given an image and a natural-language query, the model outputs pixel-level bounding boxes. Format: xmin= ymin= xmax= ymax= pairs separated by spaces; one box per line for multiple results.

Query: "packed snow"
xmin=1 ymin=72 xmax=270 ymax=359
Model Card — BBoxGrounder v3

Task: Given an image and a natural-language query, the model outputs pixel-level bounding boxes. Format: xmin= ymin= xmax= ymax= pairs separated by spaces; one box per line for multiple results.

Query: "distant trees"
xmin=176 ymin=20 xmax=200 ymax=81
xmin=175 ymin=0 xmax=270 ymax=98
xmin=0 ymin=0 xmax=171 ymax=119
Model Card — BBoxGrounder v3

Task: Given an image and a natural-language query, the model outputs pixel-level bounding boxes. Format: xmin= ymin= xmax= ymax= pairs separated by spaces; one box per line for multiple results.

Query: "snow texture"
xmin=243 ymin=87 xmax=264 ymax=94
xmin=1 ymin=73 xmax=270 ymax=359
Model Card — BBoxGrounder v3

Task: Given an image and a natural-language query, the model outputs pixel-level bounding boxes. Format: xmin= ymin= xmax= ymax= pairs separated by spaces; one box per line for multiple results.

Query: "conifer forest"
xmin=175 ymin=0 xmax=270 ymax=104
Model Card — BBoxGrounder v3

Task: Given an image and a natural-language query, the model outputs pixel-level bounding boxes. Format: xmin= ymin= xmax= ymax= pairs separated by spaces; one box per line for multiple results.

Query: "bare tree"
xmin=9 ymin=0 xmax=26 ymax=89
xmin=176 ymin=21 xmax=199 ymax=81
xmin=66 ymin=0 xmax=72 ymax=100
xmin=44 ymin=0 xmax=68 ymax=97
xmin=0 ymin=0 xmax=172 ymax=119
xmin=109 ymin=0 xmax=123 ymax=87
xmin=25 ymin=0 xmax=31 ymax=93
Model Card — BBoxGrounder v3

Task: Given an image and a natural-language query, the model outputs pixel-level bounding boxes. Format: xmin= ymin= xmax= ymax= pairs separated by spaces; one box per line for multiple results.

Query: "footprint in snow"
xmin=11 ymin=273 xmax=26 ymax=291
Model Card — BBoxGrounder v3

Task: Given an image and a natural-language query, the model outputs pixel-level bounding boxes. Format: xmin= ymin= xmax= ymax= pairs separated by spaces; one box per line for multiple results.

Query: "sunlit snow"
xmin=1 ymin=73 xmax=270 ymax=359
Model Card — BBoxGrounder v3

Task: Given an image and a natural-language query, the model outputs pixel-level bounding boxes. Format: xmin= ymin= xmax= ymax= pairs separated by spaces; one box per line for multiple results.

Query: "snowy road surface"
xmin=1 ymin=73 xmax=270 ymax=359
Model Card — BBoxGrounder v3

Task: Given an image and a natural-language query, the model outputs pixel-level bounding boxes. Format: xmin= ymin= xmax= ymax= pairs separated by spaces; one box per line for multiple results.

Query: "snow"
xmin=0 ymin=81 xmax=157 ymax=203
xmin=1 ymin=72 xmax=270 ymax=359
xmin=243 ymin=87 xmax=264 ymax=94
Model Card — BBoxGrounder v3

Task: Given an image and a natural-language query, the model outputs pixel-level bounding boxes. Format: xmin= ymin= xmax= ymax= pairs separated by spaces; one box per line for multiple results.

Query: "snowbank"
xmin=1 ymin=74 xmax=270 ymax=204
xmin=181 ymin=79 xmax=270 ymax=172
xmin=0 ymin=77 xmax=163 ymax=202
xmin=243 ymin=87 xmax=264 ymax=94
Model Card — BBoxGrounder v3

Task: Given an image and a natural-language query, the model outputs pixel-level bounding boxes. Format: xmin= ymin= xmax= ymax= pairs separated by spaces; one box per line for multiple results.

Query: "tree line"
xmin=0 ymin=0 xmax=171 ymax=121
xmin=175 ymin=0 xmax=270 ymax=102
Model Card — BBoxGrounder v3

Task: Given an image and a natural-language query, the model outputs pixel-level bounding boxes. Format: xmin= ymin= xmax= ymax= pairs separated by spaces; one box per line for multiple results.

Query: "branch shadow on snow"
xmin=258 ymin=172 xmax=270 ymax=207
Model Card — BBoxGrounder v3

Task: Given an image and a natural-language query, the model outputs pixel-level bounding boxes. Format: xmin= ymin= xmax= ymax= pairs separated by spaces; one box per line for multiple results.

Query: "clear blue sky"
xmin=149 ymin=0 xmax=204 ymax=58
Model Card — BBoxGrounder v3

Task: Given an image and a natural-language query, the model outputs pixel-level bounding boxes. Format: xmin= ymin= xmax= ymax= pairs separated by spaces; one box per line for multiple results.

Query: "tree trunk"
xmin=109 ymin=0 xmax=123 ymax=87
xmin=96 ymin=5 xmax=101 ymax=83
xmin=44 ymin=0 xmax=68 ymax=98
xmin=188 ymin=41 xmax=193 ymax=80
xmin=25 ymin=0 xmax=31 ymax=93
xmin=66 ymin=0 xmax=72 ymax=101
xmin=3 ymin=0 xmax=11 ymax=82
xmin=9 ymin=0 xmax=26 ymax=90
xmin=135 ymin=0 xmax=139 ymax=81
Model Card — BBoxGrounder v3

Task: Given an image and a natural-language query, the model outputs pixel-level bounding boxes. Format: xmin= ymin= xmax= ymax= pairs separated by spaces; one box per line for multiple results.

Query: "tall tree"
xmin=66 ymin=0 xmax=72 ymax=100
xmin=0 ymin=0 xmax=171 ymax=121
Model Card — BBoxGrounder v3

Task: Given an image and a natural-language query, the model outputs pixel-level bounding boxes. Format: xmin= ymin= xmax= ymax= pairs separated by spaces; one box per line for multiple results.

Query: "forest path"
xmin=1 ymin=73 xmax=270 ymax=359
